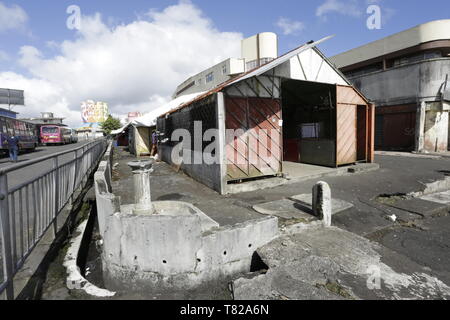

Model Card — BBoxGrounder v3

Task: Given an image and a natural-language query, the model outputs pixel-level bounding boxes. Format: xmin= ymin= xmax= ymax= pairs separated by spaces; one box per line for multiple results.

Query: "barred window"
xmin=205 ymin=72 xmax=214 ymax=83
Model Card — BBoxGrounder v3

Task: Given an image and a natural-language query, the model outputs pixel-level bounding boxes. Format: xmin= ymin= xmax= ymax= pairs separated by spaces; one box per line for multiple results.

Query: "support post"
xmin=313 ymin=181 xmax=332 ymax=227
xmin=0 ymin=174 xmax=14 ymax=299
xmin=128 ymin=160 xmax=154 ymax=215
xmin=52 ymin=158 xmax=59 ymax=237
xmin=216 ymin=92 xmax=227 ymax=195
xmin=367 ymin=103 xmax=375 ymax=163
xmin=415 ymin=100 xmax=427 ymax=153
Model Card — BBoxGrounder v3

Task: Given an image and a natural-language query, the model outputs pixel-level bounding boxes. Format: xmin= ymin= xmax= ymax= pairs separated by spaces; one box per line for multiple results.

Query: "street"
xmin=70 ymin=148 xmax=449 ymax=300
xmin=232 ymin=153 xmax=450 ymax=298
xmin=0 ymin=140 xmax=96 ymax=189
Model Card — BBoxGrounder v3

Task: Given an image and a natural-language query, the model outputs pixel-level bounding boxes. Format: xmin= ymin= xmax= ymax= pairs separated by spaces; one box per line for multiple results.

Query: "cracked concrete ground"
xmin=41 ymin=147 xmax=450 ymax=300
xmin=233 ymin=225 xmax=450 ymax=300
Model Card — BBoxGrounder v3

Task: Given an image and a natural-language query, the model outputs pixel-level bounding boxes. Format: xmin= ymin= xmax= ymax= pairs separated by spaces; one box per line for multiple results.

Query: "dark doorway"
xmin=281 ymin=79 xmax=337 ymax=167
xmin=375 ymin=105 xmax=416 ymax=151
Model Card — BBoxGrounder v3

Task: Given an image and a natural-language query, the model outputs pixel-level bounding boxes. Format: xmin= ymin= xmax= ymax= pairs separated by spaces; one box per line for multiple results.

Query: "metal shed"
xmin=157 ymin=38 xmax=375 ymax=194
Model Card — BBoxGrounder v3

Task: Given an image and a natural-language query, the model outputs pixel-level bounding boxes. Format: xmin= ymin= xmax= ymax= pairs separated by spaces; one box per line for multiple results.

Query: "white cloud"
xmin=316 ymin=0 xmax=363 ymax=18
xmin=276 ymin=17 xmax=305 ymax=36
xmin=1 ymin=1 xmax=242 ymax=127
xmin=0 ymin=50 xmax=9 ymax=61
xmin=0 ymin=72 xmax=81 ymax=125
xmin=0 ymin=2 xmax=28 ymax=33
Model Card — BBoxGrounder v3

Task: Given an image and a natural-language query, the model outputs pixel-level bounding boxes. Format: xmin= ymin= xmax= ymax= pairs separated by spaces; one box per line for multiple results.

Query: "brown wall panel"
xmin=336 ymin=104 xmax=357 ymax=165
xmin=225 ymin=96 xmax=282 ymax=181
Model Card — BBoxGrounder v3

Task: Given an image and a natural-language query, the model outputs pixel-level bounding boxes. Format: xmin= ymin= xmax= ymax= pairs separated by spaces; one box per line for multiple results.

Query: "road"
xmin=0 ymin=140 xmax=95 ymax=189
xmin=233 ymin=153 xmax=450 ymax=293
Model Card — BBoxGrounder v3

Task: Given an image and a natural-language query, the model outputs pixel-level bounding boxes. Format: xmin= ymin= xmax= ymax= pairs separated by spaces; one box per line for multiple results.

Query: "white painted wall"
xmin=331 ymin=19 xmax=450 ymax=68
xmin=241 ymin=32 xmax=278 ymax=62
xmin=273 ymin=48 xmax=348 ymax=85
xmin=173 ymin=58 xmax=245 ymax=98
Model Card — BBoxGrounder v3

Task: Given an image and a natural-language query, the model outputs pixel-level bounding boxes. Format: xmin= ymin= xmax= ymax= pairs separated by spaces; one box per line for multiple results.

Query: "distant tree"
xmin=100 ymin=115 xmax=122 ymax=135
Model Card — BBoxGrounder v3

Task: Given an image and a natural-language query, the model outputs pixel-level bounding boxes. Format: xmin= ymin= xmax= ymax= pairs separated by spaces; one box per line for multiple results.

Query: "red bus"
xmin=40 ymin=126 xmax=72 ymax=145
xmin=0 ymin=116 xmax=38 ymax=153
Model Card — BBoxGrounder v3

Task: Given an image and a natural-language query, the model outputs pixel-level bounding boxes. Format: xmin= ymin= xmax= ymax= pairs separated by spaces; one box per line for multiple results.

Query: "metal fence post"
xmin=0 ymin=139 xmax=107 ymax=298
xmin=52 ymin=158 xmax=59 ymax=237
xmin=71 ymin=149 xmax=78 ymax=204
xmin=0 ymin=174 xmax=14 ymax=299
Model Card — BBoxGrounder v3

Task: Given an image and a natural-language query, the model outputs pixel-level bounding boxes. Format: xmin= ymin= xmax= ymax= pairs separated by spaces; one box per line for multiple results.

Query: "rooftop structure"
xmin=20 ymin=112 xmax=66 ymax=126
xmin=173 ymin=32 xmax=278 ymax=99
xmin=331 ymin=19 xmax=450 ymax=74
xmin=330 ymin=20 xmax=450 ymax=153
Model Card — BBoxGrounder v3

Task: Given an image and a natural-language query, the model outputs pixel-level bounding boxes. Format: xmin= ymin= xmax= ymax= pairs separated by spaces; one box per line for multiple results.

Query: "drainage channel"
xmin=63 ymin=201 xmax=272 ymax=300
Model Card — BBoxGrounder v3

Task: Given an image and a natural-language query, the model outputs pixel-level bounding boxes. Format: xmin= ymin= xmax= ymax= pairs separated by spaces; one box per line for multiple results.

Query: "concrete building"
xmin=331 ymin=20 xmax=450 ymax=152
xmin=173 ymin=32 xmax=278 ymax=99
xmin=20 ymin=112 xmax=66 ymax=126
xmin=158 ymin=36 xmax=375 ymax=195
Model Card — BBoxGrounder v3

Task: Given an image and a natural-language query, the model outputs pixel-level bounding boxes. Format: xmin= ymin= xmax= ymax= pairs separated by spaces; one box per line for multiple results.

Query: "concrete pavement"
xmin=40 ymin=148 xmax=450 ymax=300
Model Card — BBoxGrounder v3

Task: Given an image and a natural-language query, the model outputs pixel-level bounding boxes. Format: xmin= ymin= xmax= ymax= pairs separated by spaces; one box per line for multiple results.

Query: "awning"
xmin=110 ymin=91 xmax=207 ymax=135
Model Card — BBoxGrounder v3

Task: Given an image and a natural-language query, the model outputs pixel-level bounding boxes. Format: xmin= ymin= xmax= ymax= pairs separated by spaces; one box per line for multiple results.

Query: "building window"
xmin=197 ymin=78 xmax=202 ymax=86
xmin=260 ymin=57 xmax=274 ymax=65
xmin=391 ymin=51 xmax=442 ymax=68
xmin=344 ymin=62 xmax=383 ymax=78
xmin=222 ymin=64 xmax=227 ymax=75
xmin=205 ymin=72 xmax=214 ymax=83
xmin=246 ymin=60 xmax=258 ymax=71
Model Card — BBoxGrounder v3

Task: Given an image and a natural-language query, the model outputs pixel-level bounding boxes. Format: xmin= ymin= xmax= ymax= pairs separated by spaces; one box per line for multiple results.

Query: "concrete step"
xmin=388 ymin=197 xmax=449 ymax=217
xmin=420 ymin=190 xmax=450 ymax=205
xmin=252 ymin=199 xmax=317 ymax=222
xmin=288 ymin=194 xmax=354 ymax=215
xmin=252 ymin=196 xmax=354 ymax=222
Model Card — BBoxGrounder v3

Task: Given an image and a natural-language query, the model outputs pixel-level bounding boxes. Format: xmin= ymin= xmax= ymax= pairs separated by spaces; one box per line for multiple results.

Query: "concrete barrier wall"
xmin=160 ymin=145 xmax=222 ymax=193
xmin=94 ymin=141 xmax=119 ymax=237
xmin=350 ymin=59 xmax=450 ymax=106
xmin=94 ymin=143 xmax=279 ymax=292
xmin=102 ymin=215 xmax=278 ymax=292
xmin=158 ymin=92 xmax=228 ymax=195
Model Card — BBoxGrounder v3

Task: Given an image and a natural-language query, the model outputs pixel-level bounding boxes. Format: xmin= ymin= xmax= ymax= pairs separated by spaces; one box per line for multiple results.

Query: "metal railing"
xmin=0 ymin=139 xmax=107 ymax=299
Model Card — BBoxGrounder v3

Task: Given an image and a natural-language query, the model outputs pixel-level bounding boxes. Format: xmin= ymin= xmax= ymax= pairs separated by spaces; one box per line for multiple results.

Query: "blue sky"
xmin=0 ymin=0 xmax=449 ymax=126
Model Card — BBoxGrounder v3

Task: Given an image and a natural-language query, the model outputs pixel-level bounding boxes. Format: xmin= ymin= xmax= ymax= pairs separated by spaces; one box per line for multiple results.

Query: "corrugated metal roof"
xmin=111 ymin=91 xmax=207 ymax=134
xmin=162 ymin=36 xmax=336 ymax=116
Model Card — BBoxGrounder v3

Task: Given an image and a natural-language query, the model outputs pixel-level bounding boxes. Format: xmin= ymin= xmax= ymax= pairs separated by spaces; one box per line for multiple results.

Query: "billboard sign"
xmin=0 ymin=88 xmax=25 ymax=106
xmin=81 ymin=100 xmax=109 ymax=123
xmin=127 ymin=112 xmax=142 ymax=122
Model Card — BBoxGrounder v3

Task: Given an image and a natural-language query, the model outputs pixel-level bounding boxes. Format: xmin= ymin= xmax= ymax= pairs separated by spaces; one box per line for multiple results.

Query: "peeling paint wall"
xmin=349 ymin=59 xmax=450 ymax=107
xmin=446 ymin=102 xmax=450 ymax=151
xmin=424 ymin=102 xmax=449 ymax=152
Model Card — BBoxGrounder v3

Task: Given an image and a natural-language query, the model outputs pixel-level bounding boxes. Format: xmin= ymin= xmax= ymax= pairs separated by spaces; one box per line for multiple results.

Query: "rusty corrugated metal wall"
xmin=336 ymin=104 xmax=357 ymax=165
xmin=336 ymin=85 xmax=370 ymax=166
xmin=225 ymin=95 xmax=282 ymax=181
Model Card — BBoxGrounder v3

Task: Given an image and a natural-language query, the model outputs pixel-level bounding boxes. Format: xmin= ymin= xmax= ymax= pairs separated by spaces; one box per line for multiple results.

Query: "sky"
xmin=0 ymin=0 xmax=449 ymax=127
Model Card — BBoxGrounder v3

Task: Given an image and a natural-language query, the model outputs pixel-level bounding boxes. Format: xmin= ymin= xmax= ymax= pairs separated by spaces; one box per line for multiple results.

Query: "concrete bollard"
xmin=127 ymin=160 xmax=155 ymax=215
xmin=313 ymin=181 xmax=332 ymax=227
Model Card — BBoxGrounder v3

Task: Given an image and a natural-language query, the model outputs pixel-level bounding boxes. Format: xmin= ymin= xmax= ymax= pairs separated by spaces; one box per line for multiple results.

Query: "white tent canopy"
xmin=111 ymin=91 xmax=206 ymax=135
